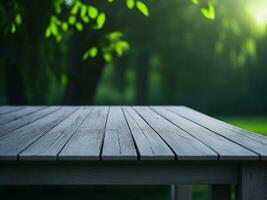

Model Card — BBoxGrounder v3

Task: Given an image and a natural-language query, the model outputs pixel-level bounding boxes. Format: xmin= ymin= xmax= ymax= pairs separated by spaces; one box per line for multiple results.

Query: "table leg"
xmin=170 ymin=184 xmax=192 ymax=200
xmin=208 ymin=184 xmax=231 ymax=200
xmin=236 ymin=164 xmax=267 ymax=200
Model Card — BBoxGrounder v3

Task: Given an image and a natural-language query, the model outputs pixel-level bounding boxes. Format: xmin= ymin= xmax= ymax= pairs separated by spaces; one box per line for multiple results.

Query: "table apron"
xmin=0 ymin=162 xmax=237 ymax=185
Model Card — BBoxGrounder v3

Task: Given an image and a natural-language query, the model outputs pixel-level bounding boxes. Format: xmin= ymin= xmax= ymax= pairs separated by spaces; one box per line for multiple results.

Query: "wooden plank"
xmin=171 ymin=185 xmax=192 ymax=200
xmin=0 ymin=162 xmax=237 ymax=185
xmin=0 ymin=107 xmax=76 ymax=160
xmin=59 ymin=106 xmax=109 ymax=160
xmin=182 ymin=106 xmax=267 ymax=141
xmin=19 ymin=107 xmax=91 ymax=160
xmin=0 ymin=106 xmax=44 ymax=126
xmin=236 ymin=164 xmax=267 ymax=200
xmin=123 ymin=106 xmax=174 ymax=160
xmin=102 ymin=106 xmax=137 ymax=160
xmin=209 ymin=185 xmax=231 ymax=200
xmin=134 ymin=106 xmax=218 ymax=160
xmin=167 ymin=106 xmax=267 ymax=159
xmin=0 ymin=106 xmax=23 ymax=115
xmin=152 ymin=107 xmax=258 ymax=160
xmin=0 ymin=106 xmax=59 ymax=138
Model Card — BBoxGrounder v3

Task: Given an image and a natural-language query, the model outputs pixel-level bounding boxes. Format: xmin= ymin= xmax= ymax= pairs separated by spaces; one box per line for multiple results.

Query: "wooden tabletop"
xmin=0 ymin=106 xmax=266 ymax=161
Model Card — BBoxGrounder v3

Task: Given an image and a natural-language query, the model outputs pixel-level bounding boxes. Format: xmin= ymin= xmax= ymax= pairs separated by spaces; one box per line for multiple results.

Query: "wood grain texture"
xmin=0 ymin=106 xmax=59 ymax=138
xmin=102 ymin=106 xmax=137 ymax=160
xmin=167 ymin=106 xmax=267 ymax=159
xmin=59 ymin=106 xmax=109 ymax=160
xmin=134 ymin=106 xmax=218 ymax=160
xmin=123 ymin=106 xmax=174 ymax=160
xmin=0 ymin=107 xmax=76 ymax=160
xmin=0 ymin=106 xmax=44 ymax=126
xmin=0 ymin=106 xmax=24 ymax=115
xmin=0 ymin=106 xmax=266 ymax=162
xmin=152 ymin=107 xmax=258 ymax=160
xmin=19 ymin=107 xmax=91 ymax=160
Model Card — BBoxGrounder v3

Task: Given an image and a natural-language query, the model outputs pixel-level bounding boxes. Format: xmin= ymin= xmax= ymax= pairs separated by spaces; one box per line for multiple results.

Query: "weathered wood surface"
xmin=152 ymin=107 xmax=257 ymax=160
xmin=0 ymin=106 xmax=266 ymax=161
xmin=59 ymin=106 xmax=108 ymax=160
xmin=134 ymin=106 xmax=217 ymax=160
xmin=102 ymin=107 xmax=137 ymax=160
xmin=166 ymin=106 xmax=267 ymax=159
xmin=123 ymin=106 xmax=174 ymax=160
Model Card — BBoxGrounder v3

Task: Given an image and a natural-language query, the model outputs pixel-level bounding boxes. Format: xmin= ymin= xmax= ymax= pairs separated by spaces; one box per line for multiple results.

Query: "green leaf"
xmin=51 ymin=23 xmax=58 ymax=36
xmin=11 ymin=23 xmax=16 ymax=33
xmin=136 ymin=1 xmax=149 ymax=16
xmin=88 ymin=6 xmax=98 ymax=19
xmin=82 ymin=16 xmax=90 ymax=23
xmin=95 ymin=12 xmax=106 ymax=29
xmin=76 ymin=22 xmax=83 ymax=31
xmin=71 ymin=2 xmax=80 ymax=15
xmin=45 ymin=27 xmax=51 ymax=37
xmin=201 ymin=2 xmax=215 ymax=20
xmin=103 ymin=53 xmax=112 ymax=62
xmin=61 ymin=22 xmax=68 ymax=31
xmin=208 ymin=3 xmax=215 ymax=19
xmin=201 ymin=8 xmax=209 ymax=18
xmin=56 ymin=34 xmax=62 ymax=42
xmin=192 ymin=0 xmax=199 ymax=4
xmin=15 ymin=14 xmax=22 ymax=25
xmin=82 ymin=47 xmax=98 ymax=60
xmin=126 ymin=0 xmax=135 ymax=9
xmin=107 ymin=31 xmax=123 ymax=40
xmin=80 ymin=5 xmax=87 ymax=18
xmin=83 ymin=52 xmax=89 ymax=60
xmin=89 ymin=47 xmax=98 ymax=57
xmin=108 ymin=0 xmax=114 ymax=2
xmin=115 ymin=41 xmax=130 ymax=56
xmin=68 ymin=15 xmax=76 ymax=25
xmin=55 ymin=3 xmax=62 ymax=14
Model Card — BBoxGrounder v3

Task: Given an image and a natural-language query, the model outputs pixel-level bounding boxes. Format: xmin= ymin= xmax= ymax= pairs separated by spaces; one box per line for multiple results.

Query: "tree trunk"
xmin=64 ymin=32 xmax=105 ymax=105
xmin=3 ymin=34 xmax=27 ymax=105
xmin=135 ymin=51 xmax=149 ymax=105
xmin=5 ymin=57 xmax=27 ymax=105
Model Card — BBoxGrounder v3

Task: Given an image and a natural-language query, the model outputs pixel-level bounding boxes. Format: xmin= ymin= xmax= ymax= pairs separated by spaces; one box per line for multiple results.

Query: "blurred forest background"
xmin=1 ymin=0 xmax=267 ymax=199
xmin=1 ymin=0 xmax=267 ymax=115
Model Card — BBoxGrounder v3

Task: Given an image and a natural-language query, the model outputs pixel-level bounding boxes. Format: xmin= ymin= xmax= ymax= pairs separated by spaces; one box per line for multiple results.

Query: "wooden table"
xmin=0 ymin=106 xmax=266 ymax=200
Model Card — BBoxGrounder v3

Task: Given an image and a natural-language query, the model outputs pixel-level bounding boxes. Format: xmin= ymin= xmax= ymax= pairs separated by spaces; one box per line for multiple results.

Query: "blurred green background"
xmin=1 ymin=0 xmax=267 ymax=199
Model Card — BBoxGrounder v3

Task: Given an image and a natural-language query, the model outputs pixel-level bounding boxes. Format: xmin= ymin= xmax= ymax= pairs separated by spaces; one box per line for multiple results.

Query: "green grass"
xmin=221 ymin=116 xmax=267 ymax=136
